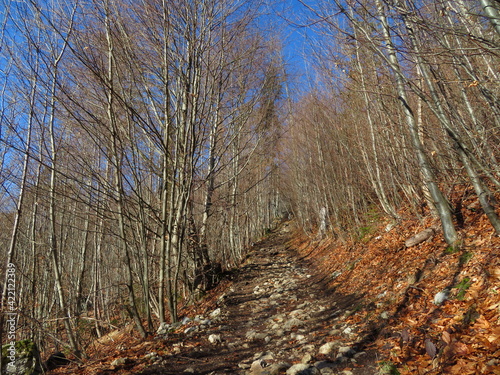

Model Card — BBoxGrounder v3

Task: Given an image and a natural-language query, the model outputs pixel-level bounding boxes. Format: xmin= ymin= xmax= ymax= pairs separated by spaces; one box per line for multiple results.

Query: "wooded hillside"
xmin=0 ymin=0 xmax=499 ymax=370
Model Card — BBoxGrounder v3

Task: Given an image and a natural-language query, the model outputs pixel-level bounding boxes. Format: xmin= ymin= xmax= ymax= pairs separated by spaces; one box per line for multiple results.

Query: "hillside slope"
xmin=289 ymin=212 xmax=500 ymax=375
xmin=51 ymin=213 xmax=500 ymax=375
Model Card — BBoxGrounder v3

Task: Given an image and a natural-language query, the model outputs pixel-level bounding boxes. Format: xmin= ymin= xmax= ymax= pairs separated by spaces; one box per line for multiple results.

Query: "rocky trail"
xmin=133 ymin=227 xmax=379 ymax=375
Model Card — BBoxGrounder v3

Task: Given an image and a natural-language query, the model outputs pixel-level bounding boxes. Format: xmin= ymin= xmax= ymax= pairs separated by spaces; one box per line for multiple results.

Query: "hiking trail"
xmin=135 ymin=225 xmax=379 ymax=375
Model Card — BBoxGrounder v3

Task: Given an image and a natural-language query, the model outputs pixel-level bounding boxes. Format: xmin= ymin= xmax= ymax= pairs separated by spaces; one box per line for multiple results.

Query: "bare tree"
xmin=0 ymin=0 xmax=286 ymax=353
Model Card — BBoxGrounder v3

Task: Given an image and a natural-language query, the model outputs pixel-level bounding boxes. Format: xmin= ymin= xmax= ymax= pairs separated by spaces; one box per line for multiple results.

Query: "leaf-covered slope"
xmin=290 ymin=208 xmax=500 ymax=374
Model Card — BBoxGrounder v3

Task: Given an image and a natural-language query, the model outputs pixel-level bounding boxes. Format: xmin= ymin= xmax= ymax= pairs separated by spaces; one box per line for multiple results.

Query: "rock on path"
xmin=138 ymin=230 xmax=378 ymax=375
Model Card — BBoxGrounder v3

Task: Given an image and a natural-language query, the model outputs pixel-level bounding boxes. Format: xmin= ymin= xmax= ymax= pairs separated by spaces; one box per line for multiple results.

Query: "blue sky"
xmin=265 ymin=0 xmax=321 ymax=94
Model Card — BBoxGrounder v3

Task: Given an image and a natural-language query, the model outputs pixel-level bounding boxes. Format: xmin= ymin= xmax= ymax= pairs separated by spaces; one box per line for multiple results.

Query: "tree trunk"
xmin=104 ymin=0 xmax=146 ymax=338
xmin=481 ymin=0 xmax=500 ymax=36
xmin=350 ymin=14 xmax=399 ymax=220
xmin=374 ymin=0 xmax=458 ymax=246
xmin=400 ymin=7 xmax=500 ymax=235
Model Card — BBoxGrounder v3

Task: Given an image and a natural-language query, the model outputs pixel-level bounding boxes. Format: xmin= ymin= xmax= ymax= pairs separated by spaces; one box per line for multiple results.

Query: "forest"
xmin=0 ymin=0 xmax=499 ymax=367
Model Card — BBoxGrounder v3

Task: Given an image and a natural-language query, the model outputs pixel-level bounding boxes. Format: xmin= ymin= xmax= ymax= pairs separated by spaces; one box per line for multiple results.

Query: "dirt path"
xmin=137 ymin=228 xmax=380 ymax=375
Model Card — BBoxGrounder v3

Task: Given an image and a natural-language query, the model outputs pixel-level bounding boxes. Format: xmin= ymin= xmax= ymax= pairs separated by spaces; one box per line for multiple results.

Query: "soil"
xmin=133 ymin=227 xmax=380 ymax=375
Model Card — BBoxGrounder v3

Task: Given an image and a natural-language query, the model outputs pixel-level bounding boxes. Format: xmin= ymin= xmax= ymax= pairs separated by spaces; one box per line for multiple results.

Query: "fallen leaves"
xmin=292 ymin=193 xmax=500 ymax=375
xmin=449 ymin=359 xmax=479 ymax=374
xmin=446 ymin=341 xmax=470 ymax=357
xmin=442 ymin=331 xmax=451 ymax=345
xmin=489 ymin=267 xmax=500 ymax=280
xmin=486 ymin=327 xmax=500 ymax=344
xmin=48 ymin=190 xmax=500 ymax=375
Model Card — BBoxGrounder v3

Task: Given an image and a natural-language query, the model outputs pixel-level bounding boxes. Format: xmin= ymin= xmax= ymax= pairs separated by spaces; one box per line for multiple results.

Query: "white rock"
xmin=270 ymin=363 xmax=293 ymax=374
xmin=111 ymin=357 xmax=128 ymax=366
xmin=338 ymin=346 xmax=354 ymax=355
xmin=255 ymin=332 xmax=268 ymax=340
xmin=208 ymin=334 xmax=221 ymax=344
xmin=156 ymin=322 xmax=170 ymax=335
xmin=184 ymin=326 xmax=197 ymax=334
xmin=144 ymin=352 xmax=158 ymax=360
xmin=292 ymin=334 xmax=305 ymax=341
xmin=286 ymin=364 xmax=320 ymax=375
xmin=342 ymin=327 xmax=353 ymax=335
xmin=301 ymin=353 xmax=313 ymax=363
xmin=331 ymin=271 xmax=342 ymax=279
xmin=253 ymin=286 xmax=263 ymax=295
xmin=246 ymin=330 xmax=266 ymax=341
xmin=286 ymin=364 xmax=310 ymax=374
xmin=209 ymin=308 xmax=221 ymax=318
xmin=250 ymin=359 xmax=266 ymax=373
xmin=318 ymin=342 xmax=337 ymax=355
xmin=434 ymin=290 xmax=449 ymax=305
xmin=376 ymin=291 xmax=387 ymax=299
xmin=380 ymin=311 xmax=390 ymax=319
xmin=274 ymin=314 xmax=285 ymax=322
xmin=284 ymin=318 xmax=304 ymax=330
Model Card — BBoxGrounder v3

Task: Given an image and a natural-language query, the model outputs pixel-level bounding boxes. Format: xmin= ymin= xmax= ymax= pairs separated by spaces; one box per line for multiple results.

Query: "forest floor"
xmin=52 ymin=224 xmax=380 ymax=375
xmin=52 ymin=205 xmax=500 ymax=375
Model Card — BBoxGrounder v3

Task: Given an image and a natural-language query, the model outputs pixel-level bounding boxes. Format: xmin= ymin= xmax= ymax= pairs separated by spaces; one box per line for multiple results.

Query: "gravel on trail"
xmin=137 ymin=227 xmax=380 ymax=375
